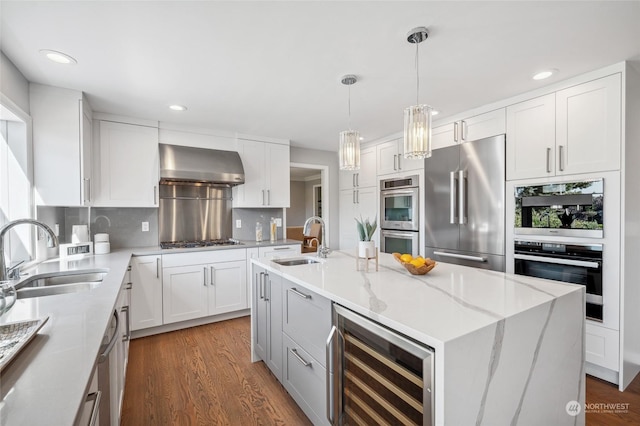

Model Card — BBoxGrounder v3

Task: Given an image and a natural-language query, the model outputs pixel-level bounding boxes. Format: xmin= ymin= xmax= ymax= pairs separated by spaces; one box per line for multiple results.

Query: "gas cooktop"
xmin=160 ymin=239 xmax=243 ymax=249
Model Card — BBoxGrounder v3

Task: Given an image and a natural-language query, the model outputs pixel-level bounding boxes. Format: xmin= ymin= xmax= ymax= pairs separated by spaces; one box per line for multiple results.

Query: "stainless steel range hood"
xmin=159 ymin=143 xmax=245 ymax=185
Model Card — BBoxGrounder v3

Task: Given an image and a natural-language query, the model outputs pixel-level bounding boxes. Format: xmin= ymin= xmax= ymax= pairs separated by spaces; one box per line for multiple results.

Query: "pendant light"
xmin=339 ymin=74 xmax=361 ymax=171
xmin=404 ymin=27 xmax=433 ymax=159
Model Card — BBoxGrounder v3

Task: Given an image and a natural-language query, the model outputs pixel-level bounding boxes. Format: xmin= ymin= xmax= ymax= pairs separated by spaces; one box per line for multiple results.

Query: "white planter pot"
xmin=358 ymin=241 xmax=376 ymax=258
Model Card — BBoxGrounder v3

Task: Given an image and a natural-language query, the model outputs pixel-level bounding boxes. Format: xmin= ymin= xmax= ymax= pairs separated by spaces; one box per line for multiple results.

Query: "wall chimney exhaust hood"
xmin=159 ymin=143 xmax=245 ymax=186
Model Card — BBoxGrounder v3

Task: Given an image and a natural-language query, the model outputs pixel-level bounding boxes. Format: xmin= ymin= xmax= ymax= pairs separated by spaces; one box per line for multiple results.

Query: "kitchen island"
xmin=251 ymin=250 xmax=585 ymax=425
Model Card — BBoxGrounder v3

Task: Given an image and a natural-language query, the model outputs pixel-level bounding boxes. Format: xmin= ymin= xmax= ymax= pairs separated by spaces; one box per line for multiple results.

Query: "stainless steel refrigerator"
xmin=424 ymin=134 xmax=505 ymax=271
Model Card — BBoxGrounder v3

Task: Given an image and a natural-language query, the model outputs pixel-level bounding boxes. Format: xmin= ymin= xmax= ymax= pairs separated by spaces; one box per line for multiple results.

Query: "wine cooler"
xmin=327 ymin=304 xmax=434 ymax=425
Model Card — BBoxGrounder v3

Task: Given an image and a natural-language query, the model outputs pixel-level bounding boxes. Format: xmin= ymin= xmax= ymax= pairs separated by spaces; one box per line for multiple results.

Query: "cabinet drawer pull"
xmin=258 ymin=272 xmax=265 ymax=299
xmin=289 ymin=287 xmax=311 ymax=300
xmin=203 ymin=267 xmax=207 ymax=286
xmin=290 ymin=348 xmax=312 ymax=367
xmin=461 ymin=120 xmax=467 ymax=141
xmin=99 ymin=310 xmax=119 ymax=363
xmin=393 ymin=154 xmax=397 ymax=171
xmin=154 ymin=185 xmax=158 ymax=205
xmin=121 ymin=305 xmax=131 ymax=342
xmin=210 ymin=266 xmax=215 ymax=285
xmin=273 ymin=246 xmax=290 ymax=251
xmin=125 ymin=282 xmax=132 ymax=290
xmin=558 ymin=145 xmax=565 ymax=171
xmin=546 ymin=147 xmax=552 ymax=173
xmin=267 ymin=189 xmax=270 ymax=205
xmin=454 ymin=121 xmax=459 ymax=142
xmin=397 ymin=154 xmax=401 ymax=170
xmin=156 ymin=258 xmax=160 ymax=278
xmin=352 ymin=173 xmax=356 ymax=188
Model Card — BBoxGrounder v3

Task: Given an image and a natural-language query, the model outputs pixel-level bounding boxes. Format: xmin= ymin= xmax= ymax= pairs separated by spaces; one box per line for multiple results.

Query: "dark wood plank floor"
xmin=121 ymin=316 xmax=311 ymax=426
xmin=123 ymin=316 xmax=640 ymax=425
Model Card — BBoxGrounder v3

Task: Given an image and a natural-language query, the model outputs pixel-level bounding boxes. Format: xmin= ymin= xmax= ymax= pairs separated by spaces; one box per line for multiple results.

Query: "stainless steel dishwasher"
xmin=326 ymin=304 xmax=434 ymax=425
xmin=97 ymin=309 xmax=119 ymax=425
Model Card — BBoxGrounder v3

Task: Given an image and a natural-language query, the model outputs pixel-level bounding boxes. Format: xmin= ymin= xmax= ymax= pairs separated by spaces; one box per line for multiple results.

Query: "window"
xmin=0 ymin=102 xmax=33 ymax=267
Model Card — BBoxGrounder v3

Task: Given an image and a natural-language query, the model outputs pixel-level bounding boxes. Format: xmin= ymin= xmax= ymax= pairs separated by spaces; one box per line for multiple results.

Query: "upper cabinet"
xmin=31 ymin=84 xmax=93 ymax=206
xmin=432 ymin=108 xmax=506 ymax=150
xmin=507 ymin=74 xmax=621 ymax=180
xmin=338 ymin=146 xmax=376 ymax=190
xmin=376 ymin=138 xmax=424 ymax=175
xmin=94 ymin=120 xmax=159 ymax=207
xmin=233 ymin=139 xmax=290 ymax=208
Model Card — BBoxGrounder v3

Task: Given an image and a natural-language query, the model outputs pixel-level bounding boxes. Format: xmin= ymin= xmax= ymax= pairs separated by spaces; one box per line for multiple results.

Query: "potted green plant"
xmin=355 ymin=216 xmax=377 ymax=258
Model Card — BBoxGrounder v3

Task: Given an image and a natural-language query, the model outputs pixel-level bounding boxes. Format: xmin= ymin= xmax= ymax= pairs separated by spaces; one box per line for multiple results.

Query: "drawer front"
xmin=282 ymin=334 xmax=328 ymax=426
xmin=258 ymin=244 xmax=301 ymax=259
xmin=282 ymin=279 xmax=332 ymax=366
xmin=162 ymin=248 xmax=246 ymax=267
xmin=586 ymin=323 xmax=619 ymax=371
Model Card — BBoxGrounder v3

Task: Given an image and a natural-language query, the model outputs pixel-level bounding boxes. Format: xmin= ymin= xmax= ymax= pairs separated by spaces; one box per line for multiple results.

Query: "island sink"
xmin=272 ymin=258 xmax=320 ymax=266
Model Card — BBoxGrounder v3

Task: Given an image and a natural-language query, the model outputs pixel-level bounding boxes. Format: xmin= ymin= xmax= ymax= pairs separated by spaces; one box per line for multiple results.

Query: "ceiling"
xmin=1 ymin=1 xmax=639 ymax=152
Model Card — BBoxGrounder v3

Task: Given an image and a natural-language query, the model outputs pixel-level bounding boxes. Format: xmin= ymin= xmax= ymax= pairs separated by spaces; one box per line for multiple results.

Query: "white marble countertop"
xmin=252 ymin=251 xmax=583 ymax=350
xmin=0 ymin=239 xmax=299 ymax=425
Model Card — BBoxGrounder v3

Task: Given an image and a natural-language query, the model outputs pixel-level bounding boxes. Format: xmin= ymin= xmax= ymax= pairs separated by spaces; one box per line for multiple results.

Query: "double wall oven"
xmin=380 ymin=175 xmax=420 ymax=255
xmin=513 ymin=178 xmax=605 ymax=322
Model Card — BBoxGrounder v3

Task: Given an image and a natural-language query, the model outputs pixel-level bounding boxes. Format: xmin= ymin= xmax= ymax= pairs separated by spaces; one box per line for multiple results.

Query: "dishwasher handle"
xmin=98 ymin=309 xmax=120 ymax=363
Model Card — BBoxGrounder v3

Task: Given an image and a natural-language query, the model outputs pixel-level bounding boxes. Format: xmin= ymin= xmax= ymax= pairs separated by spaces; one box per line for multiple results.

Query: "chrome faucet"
xmin=0 ymin=219 xmax=58 ymax=281
xmin=303 ymin=216 xmax=330 ymax=258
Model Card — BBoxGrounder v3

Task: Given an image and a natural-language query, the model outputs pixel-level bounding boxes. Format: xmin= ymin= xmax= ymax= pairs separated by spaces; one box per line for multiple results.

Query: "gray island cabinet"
xmin=251 ymin=251 xmax=585 ymax=426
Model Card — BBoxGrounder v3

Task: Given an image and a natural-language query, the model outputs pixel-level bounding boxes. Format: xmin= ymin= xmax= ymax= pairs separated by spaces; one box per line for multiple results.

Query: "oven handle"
xmin=586 ymin=294 xmax=603 ymax=306
xmin=434 ymin=251 xmax=486 ymax=262
xmin=382 ymin=230 xmax=418 ymax=239
xmin=514 ymin=253 xmax=600 ymax=268
xmin=382 ymin=189 xmax=417 ymax=196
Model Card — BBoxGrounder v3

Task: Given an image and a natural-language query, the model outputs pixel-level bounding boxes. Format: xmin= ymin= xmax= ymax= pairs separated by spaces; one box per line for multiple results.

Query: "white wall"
xmin=289 ymin=147 xmax=339 ymax=249
xmin=0 ymin=51 xmax=30 ymax=114
xmin=287 ymin=180 xmax=307 ymax=226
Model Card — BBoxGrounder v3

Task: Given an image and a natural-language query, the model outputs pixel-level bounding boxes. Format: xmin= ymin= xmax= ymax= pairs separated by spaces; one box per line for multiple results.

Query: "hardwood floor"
xmin=586 ymin=374 xmax=640 ymax=425
xmin=121 ymin=316 xmax=311 ymax=426
xmin=123 ymin=316 xmax=640 ymax=425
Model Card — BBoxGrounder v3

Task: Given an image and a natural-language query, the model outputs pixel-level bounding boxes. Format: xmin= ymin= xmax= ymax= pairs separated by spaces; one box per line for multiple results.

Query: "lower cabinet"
xmin=253 ymin=265 xmax=283 ymax=381
xmin=251 ymin=266 xmax=331 ymax=425
xmin=163 ymin=260 xmax=247 ymax=324
xmin=282 ymin=334 xmax=328 ymax=426
xmin=130 ymin=255 xmax=163 ymax=331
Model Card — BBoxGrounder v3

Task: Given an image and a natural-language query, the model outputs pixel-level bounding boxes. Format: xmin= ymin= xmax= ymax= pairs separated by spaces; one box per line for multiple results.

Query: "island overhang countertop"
xmin=251 ymin=250 xmax=584 ymax=349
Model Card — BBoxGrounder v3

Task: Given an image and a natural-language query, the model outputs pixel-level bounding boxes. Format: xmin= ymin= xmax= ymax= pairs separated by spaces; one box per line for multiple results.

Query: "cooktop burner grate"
xmin=160 ymin=239 xmax=243 ymax=249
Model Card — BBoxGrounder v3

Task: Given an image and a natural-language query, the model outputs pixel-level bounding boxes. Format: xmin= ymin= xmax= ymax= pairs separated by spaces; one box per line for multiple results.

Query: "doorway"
xmin=286 ymin=163 xmax=329 ymax=247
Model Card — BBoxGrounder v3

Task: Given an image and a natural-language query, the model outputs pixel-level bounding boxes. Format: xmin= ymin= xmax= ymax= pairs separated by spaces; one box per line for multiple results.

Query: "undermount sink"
xmin=272 ymin=258 xmax=320 ymax=266
xmin=16 ymin=271 xmax=106 ymax=299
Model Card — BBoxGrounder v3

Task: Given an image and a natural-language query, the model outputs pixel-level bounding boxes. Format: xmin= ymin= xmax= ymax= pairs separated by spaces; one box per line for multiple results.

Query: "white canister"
xmin=94 ymin=233 xmax=110 ymax=243
xmin=94 ymin=242 xmax=111 ymax=255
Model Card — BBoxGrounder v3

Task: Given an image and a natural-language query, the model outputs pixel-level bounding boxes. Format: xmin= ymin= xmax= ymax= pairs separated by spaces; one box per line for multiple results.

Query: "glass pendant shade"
xmin=339 ymin=130 xmax=361 ymax=170
xmin=403 ymin=104 xmax=433 ymax=159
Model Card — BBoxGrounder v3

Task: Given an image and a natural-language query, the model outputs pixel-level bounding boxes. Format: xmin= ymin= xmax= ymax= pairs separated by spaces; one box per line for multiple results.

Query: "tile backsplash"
xmin=37 ymin=206 xmax=159 ymax=249
xmin=232 ymin=208 xmax=284 ymax=241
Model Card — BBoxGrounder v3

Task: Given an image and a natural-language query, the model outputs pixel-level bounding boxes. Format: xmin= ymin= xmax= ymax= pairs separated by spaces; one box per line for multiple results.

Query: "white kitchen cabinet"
xmin=338 ymin=146 xmax=376 ymax=190
xmin=30 ymin=84 xmax=93 ymax=206
xmin=376 ymin=138 xmax=424 ymax=175
xmin=233 ymin=139 xmax=290 ymax=207
xmin=507 ymin=74 xmax=621 ymax=180
xmin=556 ymin=73 xmax=621 ymax=175
xmin=162 ymin=249 xmax=247 ymax=324
xmin=338 ymin=185 xmax=377 ymax=251
xmin=95 ymin=120 xmax=159 ymax=207
xmin=586 ymin=322 xmax=620 ymax=372
xmin=506 ymin=93 xmax=557 ymax=180
xmin=431 ymin=108 xmax=506 ymax=151
xmin=252 ymin=265 xmax=283 ymax=381
xmin=130 ymin=255 xmax=163 ymax=331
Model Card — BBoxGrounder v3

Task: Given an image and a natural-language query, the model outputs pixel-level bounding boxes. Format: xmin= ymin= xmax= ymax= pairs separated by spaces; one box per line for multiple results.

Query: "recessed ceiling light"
xmin=169 ymin=105 xmax=187 ymax=111
xmin=432 ymin=110 xmax=439 ymax=116
xmin=359 ymin=136 xmax=364 ymax=141
xmin=532 ymin=69 xmax=557 ymax=81
xmin=39 ymin=49 xmax=77 ymax=64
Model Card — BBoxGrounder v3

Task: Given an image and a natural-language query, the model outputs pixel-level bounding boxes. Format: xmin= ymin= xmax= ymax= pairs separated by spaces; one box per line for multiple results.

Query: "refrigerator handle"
xmin=449 ymin=171 xmax=457 ymax=224
xmin=458 ymin=170 xmax=467 ymax=224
